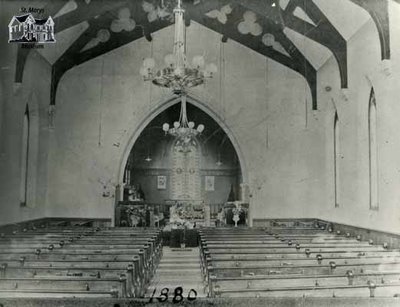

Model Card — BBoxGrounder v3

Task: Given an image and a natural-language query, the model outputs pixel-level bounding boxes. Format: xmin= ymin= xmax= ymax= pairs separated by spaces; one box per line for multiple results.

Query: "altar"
xmin=167 ymin=200 xmax=207 ymax=228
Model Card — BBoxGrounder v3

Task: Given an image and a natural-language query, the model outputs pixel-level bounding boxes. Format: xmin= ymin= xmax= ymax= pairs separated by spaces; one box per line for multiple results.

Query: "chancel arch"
xmin=116 ymin=95 xmax=248 ymax=227
xmin=117 ymin=94 xmax=248 ymax=189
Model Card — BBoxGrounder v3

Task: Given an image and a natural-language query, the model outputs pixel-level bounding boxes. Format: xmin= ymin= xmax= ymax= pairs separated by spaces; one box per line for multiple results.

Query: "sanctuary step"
xmin=145 ymin=247 xmax=205 ymax=298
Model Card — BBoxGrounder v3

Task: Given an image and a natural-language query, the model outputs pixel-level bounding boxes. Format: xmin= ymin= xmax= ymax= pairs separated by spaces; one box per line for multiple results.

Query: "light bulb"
xmin=173 ymin=121 xmax=180 ymax=128
xmin=164 ymin=54 xmax=176 ymax=67
xmin=204 ymin=63 xmax=218 ymax=77
xmin=188 ymin=121 xmax=195 ymax=129
xmin=192 ymin=55 xmax=205 ymax=68
xmin=143 ymin=57 xmax=155 ymax=69
xmin=162 ymin=123 xmax=170 ymax=132
xmin=197 ymin=124 xmax=204 ymax=133
xmin=174 ymin=67 xmax=184 ymax=77
xmin=139 ymin=66 xmax=148 ymax=77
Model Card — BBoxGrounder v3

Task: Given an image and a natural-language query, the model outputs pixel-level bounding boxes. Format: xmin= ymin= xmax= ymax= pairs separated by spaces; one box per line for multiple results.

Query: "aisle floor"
xmin=145 ymin=247 xmax=206 ymax=298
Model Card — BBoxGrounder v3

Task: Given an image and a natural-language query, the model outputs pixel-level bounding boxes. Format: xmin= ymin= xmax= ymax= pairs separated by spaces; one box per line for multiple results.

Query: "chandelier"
xmin=162 ymin=94 xmax=204 ymax=152
xmin=139 ymin=0 xmax=217 ymax=93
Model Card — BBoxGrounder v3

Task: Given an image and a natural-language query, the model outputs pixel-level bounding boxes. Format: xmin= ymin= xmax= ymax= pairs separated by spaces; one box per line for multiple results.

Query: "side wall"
xmin=316 ymin=2 xmax=400 ymax=233
xmin=0 ymin=49 xmax=52 ymax=224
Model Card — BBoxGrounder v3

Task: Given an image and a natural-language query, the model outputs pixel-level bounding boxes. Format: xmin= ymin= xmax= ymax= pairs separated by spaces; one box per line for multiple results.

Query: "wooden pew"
xmin=209 ymin=271 xmax=400 ymax=289
xmin=206 ymin=261 xmax=400 ymax=277
xmin=199 ymin=226 xmax=400 ymax=299
xmin=0 ymin=226 xmax=163 ymax=298
xmin=208 ymin=250 xmax=400 ymax=260
xmin=2 ymin=247 xmax=160 ymax=289
xmin=0 ymin=252 xmax=151 ymax=296
xmin=0 ymin=276 xmax=127 ymax=298
xmin=0 ymin=289 xmax=119 ymax=298
xmin=206 ymin=256 xmax=400 ymax=268
xmin=0 ymin=264 xmax=136 ymax=296
xmin=212 ymin=282 xmax=400 ymax=298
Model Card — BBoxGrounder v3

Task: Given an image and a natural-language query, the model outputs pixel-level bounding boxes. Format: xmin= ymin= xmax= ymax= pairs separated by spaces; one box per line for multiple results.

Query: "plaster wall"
xmin=0 ymin=50 xmax=52 ymax=225
xmin=45 ymin=22 xmax=325 ymax=222
xmin=316 ymin=2 xmax=400 ymax=234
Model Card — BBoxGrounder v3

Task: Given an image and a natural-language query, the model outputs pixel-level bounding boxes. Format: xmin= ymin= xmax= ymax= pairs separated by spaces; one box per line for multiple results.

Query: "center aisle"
xmin=145 ymin=247 xmax=206 ymax=298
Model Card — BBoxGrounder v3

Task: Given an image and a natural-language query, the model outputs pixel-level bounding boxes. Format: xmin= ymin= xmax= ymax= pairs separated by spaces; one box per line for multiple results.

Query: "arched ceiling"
xmin=129 ymin=101 xmax=239 ymax=166
xmin=15 ymin=0 xmax=392 ymax=110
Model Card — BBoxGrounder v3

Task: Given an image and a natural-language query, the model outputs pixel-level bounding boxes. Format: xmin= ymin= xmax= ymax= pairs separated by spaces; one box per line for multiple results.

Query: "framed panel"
xmin=157 ymin=175 xmax=167 ymax=190
xmin=205 ymin=176 xmax=215 ymax=191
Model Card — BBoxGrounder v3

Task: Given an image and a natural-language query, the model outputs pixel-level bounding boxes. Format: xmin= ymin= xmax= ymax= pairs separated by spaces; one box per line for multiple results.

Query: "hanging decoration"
xmin=139 ymin=0 xmax=217 ymax=93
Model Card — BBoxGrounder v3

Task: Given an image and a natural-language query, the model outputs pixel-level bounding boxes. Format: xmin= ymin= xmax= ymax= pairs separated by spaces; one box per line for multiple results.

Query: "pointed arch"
xmin=334 ymin=111 xmax=340 ymax=208
xmin=20 ymin=105 xmax=30 ymax=206
xmin=368 ymin=88 xmax=378 ymax=210
xmin=117 ymin=94 xmax=248 ymax=185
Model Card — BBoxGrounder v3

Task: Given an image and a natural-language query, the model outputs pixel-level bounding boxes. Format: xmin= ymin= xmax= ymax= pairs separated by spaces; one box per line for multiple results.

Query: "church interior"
xmin=1 ymin=0 xmax=400 ymax=305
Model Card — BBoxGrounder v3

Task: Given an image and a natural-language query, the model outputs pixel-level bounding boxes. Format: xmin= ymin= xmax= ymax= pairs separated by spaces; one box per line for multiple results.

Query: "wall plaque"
xmin=157 ymin=175 xmax=167 ymax=190
xmin=205 ymin=176 xmax=215 ymax=191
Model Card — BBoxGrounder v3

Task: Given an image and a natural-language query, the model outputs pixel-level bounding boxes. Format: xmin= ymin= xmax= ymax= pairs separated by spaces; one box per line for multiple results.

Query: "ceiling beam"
xmin=273 ymin=30 xmax=317 ymax=110
xmin=349 ymin=0 xmax=390 ymax=59
xmin=282 ymin=0 xmax=348 ymax=88
xmin=237 ymin=0 xmax=347 ymax=89
xmin=285 ymin=0 xmax=300 ymax=15
xmin=54 ymin=0 xmax=128 ymax=34
xmin=50 ymin=0 xmax=317 ymax=109
xmin=50 ymin=22 xmax=97 ymax=106
xmin=14 ymin=1 xmax=66 ymax=82
xmin=187 ymin=3 xmax=318 ymax=109
xmin=50 ymin=0 xmax=232 ymax=105
xmin=50 ymin=1 xmax=173 ymax=105
xmin=14 ymin=48 xmax=30 ymax=83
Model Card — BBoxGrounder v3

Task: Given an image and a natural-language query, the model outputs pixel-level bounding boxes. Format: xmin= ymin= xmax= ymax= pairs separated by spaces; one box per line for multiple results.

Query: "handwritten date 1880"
xmin=148 ymin=287 xmax=197 ymax=303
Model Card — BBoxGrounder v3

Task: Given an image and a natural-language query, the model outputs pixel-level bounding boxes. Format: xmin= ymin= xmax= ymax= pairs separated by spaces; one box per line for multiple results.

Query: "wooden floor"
xmin=145 ymin=247 xmax=206 ymax=298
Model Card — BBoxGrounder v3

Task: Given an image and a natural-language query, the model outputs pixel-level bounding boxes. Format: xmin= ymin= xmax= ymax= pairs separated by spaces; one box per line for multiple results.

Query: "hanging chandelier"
xmin=139 ymin=0 xmax=217 ymax=93
xmin=162 ymin=94 xmax=204 ymax=152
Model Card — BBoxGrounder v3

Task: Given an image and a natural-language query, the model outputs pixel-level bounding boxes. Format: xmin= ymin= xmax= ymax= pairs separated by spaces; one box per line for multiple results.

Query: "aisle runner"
xmin=145 ymin=247 xmax=206 ymax=298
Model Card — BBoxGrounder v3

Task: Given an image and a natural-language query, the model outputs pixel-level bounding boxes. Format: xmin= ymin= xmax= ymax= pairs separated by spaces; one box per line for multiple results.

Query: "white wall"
xmin=0 ymin=50 xmax=52 ymax=224
xmin=45 ymin=22 xmax=325 ymax=222
xmin=316 ymin=1 xmax=400 ymax=233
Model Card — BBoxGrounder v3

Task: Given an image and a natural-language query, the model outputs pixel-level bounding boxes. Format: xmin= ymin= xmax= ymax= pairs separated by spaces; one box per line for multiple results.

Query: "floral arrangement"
xmin=169 ymin=202 xmax=205 ymax=229
xmin=126 ymin=206 xmax=146 ymax=227
xmin=232 ymin=207 xmax=243 ymax=216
